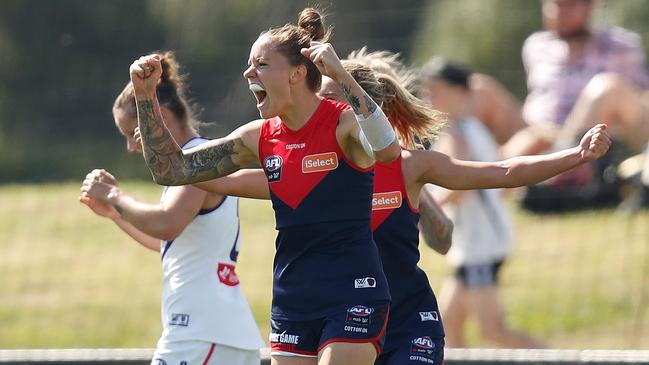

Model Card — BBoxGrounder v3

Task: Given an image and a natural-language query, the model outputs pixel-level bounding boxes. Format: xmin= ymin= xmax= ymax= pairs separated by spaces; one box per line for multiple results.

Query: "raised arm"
xmin=130 ymin=55 xmax=259 ymax=185
xmin=301 ymin=42 xmax=400 ymax=163
xmin=415 ymin=124 xmax=611 ymax=190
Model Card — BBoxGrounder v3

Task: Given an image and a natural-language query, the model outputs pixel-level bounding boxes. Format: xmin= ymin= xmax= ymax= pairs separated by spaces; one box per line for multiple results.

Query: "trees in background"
xmin=0 ymin=0 xmax=646 ymax=182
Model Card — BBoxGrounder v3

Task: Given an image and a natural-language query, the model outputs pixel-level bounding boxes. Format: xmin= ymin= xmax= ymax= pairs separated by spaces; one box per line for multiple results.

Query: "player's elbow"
xmin=373 ymin=141 xmax=401 ymax=163
xmin=151 ymin=172 xmax=184 ymax=186
xmin=437 ymin=233 xmax=453 ymax=255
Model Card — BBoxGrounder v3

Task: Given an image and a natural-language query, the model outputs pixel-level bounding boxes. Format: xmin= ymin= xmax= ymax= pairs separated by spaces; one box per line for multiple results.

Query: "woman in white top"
xmin=420 ymin=58 xmax=544 ymax=349
xmin=79 ymin=51 xmax=264 ymax=365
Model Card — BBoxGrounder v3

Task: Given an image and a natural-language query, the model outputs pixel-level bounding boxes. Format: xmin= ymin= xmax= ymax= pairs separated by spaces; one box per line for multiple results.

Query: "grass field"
xmin=1 ymin=182 xmax=648 ymax=349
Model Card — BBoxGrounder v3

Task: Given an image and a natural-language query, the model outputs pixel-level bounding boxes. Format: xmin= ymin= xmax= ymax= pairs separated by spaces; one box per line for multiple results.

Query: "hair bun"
xmin=157 ymin=51 xmax=179 ymax=87
xmin=298 ymin=8 xmax=327 ymax=42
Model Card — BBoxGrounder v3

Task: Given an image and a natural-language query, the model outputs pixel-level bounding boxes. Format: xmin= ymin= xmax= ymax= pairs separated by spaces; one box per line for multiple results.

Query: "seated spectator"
xmin=478 ymin=0 xmax=649 ymax=211
xmin=506 ymin=0 xmax=649 ymax=157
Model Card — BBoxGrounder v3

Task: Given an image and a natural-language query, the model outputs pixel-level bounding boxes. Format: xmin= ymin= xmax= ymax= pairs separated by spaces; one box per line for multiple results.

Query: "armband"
xmin=356 ymin=107 xmax=396 ymax=151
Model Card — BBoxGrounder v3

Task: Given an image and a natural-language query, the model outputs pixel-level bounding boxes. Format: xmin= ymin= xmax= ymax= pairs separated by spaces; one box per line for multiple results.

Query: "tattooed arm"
xmin=418 ymin=185 xmax=453 ymax=255
xmin=301 ymin=42 xmax=400 ymax=163
xmin=130 ymin=55 xmax=259 ymax=186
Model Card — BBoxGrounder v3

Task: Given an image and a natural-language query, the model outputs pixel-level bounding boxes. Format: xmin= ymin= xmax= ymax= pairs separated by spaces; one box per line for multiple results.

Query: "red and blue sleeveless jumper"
xmin=258 ymin=98 xmax=391 ymax=321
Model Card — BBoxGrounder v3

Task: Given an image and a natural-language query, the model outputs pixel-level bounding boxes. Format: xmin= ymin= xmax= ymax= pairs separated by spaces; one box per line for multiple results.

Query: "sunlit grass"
xmin=0 ymin=182 xmax=648 ymax=349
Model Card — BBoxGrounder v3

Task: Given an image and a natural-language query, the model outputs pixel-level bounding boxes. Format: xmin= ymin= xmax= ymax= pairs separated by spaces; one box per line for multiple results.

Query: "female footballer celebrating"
xmin=320 ymin=58 xmax=610 ymax=365
xmin=128 ymin=8 xmax=400 ymax=365
xmin=182 ymin=56 xmax=611 ymax=365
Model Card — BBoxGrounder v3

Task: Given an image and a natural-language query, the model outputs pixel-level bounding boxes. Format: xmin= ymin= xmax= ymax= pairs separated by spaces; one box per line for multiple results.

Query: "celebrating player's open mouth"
xmin=249 ymin=83 xmax=267 ymax=110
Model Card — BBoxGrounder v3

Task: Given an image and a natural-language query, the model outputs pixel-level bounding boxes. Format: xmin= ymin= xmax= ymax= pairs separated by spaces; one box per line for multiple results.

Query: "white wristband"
xmin=356 ymin=107 xmax=396 ymax=151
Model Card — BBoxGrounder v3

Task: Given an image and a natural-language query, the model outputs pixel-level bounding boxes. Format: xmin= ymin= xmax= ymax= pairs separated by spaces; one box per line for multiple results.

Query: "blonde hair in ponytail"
xmin=341 ymin=58 xmax=446 ymax=150
xmin=378 ymin=72 xmax=446 ymax=149
xmin=347 ymin=46 xmax=417 ymax=93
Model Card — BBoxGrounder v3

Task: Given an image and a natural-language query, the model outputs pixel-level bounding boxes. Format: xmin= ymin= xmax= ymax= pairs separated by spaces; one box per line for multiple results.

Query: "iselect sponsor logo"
xmin=372 ymin=191 xmax=402 ymax=210
xmin=302 ymin=152 xmax=338 ymax=173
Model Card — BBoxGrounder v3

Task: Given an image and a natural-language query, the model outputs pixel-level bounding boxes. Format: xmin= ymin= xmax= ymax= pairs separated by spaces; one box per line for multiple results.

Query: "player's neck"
xmin=280 ymin=93 xmax=321 ymax=132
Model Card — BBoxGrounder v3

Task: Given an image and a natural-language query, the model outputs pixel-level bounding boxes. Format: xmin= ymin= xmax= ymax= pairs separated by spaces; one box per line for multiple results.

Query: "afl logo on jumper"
xmin=217 ymin=263 xmax=240 ymax=286
xmin=264 ymin=155 xmax=283 ymax=182
xmin=302 ymin=152 xmax=338 ymax=173
xmin=372 ymin=191 xmax=402 ymax=210
xmin=346 ymin=305 xmax=374 ymax=326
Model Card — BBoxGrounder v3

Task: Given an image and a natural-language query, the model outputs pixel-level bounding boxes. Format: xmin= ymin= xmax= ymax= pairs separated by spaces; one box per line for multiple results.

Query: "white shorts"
xmin=152 ymin=340 xmax=259 ymax=365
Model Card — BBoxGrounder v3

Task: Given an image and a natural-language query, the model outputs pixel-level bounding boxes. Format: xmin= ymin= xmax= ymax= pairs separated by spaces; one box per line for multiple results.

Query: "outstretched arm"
xmin=417 ymin=124 xmax=611 ymax=190
xmin=130 ymin=55 xmax=258 ymax=185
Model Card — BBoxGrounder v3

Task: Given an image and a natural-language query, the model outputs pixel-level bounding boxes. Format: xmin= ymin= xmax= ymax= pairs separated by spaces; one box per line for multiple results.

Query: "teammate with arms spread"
xmin=130 ymin=8 xmax=402 ymax=365
xmin=319 ymin=57 xmax=610 ymax=364
xmin=177 ymin=52 xmax=611 ymax=364
xmin=79 ymin=52 xmax=263 ymax=365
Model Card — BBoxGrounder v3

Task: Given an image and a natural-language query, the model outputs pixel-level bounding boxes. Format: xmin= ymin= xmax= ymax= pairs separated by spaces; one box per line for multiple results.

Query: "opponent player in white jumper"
xmin=79 ymin=51 xmax=264 ymax=365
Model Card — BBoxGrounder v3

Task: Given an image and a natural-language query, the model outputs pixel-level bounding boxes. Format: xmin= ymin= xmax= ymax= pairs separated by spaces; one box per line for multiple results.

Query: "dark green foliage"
xmin=0 ymin=0 xmax=647 ymax=182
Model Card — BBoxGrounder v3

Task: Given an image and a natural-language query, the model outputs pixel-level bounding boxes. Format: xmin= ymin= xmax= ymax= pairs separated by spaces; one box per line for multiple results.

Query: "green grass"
xmin=1 ymin=182 xmax=648 ymax=349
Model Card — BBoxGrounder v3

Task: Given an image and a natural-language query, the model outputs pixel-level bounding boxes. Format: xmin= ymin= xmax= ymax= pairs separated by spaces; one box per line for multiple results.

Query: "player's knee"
xmin=477 ymin=318 xmax=507 ymax=339
xmin=584 ymin=72 xmax=627 ymax=99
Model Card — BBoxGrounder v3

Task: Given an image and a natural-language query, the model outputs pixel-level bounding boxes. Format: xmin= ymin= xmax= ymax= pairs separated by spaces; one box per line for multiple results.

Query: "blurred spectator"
xmin=469 ymin=73 xmax=527 ymax=146
xmin=478 ymin=0 xmax=649 ymax=211
xmin=506 ymin=0 xmax=649 ymax=156
xmin=420 ymin=58 xmax=545 ymax=348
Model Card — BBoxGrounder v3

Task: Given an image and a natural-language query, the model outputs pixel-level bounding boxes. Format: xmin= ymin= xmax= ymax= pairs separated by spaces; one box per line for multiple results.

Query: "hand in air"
xmin=300 ymin=41 xmax=345 ymax=81
xmin=579 ymin=124 xmax=611 ymax=162
xmin=129 ymin=54 xmax=162 ymax=97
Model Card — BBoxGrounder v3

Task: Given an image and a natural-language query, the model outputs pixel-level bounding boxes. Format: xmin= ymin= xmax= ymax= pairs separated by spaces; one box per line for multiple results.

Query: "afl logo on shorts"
xmin=264 ymin=155 xmax=283 ymax=182
xmin=346 ymin=305 xmax=374 ymax=326
xmin=372 ymin=191 xmax=402 ymax=210
xmin=410 ymin=336 xmax=436 ymax=357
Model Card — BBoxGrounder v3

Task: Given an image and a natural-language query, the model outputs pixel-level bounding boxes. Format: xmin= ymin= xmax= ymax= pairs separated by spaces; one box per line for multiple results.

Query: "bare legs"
xmin=555 ymin=73 xmax=649 ymax=151
xmin=272 ymin=342 xmax=377 ymax=365
xmin=438 ymin=276 xmax=545 ymax=348
xmin=500 ymin=73 xmax=649 ymax=159
xmin=271 ymin=356 xmax=317 ymax=365
xmin=318 ymin=342 xmax=377 ymax=365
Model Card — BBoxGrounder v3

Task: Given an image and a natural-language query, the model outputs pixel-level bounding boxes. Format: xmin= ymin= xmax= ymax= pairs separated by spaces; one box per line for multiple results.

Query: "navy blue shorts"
xmin=454 ymin=259 xmax=505 ymax=288
xmin=269 ymin=301 xmax=390 ymax=357
xmin=376 ymin=294 xmax=444 ymax=365
xmin=375 ymin=335 xmax=444 ymax=365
